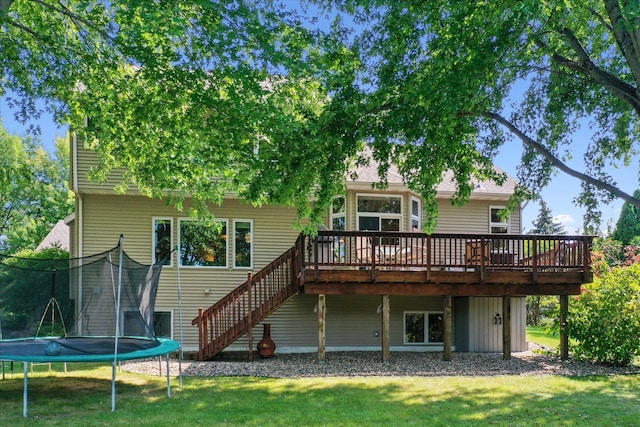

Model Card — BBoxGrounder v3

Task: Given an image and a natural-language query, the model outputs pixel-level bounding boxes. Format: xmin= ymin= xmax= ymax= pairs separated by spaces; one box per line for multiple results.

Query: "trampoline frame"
xmin=0 ymin=336 xmax=180 ymax=418
xmin=0 ymin=236 xmax=184 ymax=418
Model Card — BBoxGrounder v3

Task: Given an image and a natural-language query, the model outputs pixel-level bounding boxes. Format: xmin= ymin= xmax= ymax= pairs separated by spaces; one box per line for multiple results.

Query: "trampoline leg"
xmin=111 ymin=361 xmax=117 ymax=412
xmin=23 ymin=362 xmax=28 ymax=418
xmin=166 ymin=354 xmax=171 ymax=398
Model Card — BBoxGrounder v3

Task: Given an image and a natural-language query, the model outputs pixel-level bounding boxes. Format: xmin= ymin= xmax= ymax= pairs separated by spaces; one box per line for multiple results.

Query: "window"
xmin=489 ymin=206 xmax=510 ymax=234
xmin=404 ymin=311 xmax=443 ymax=344
xmin=124 ymin=311 xmax=173 ymax=339
xmin=331 ymin=196 xmax=346 ymax=231
xmin=179 ymin=219 xmax=228 ymax=267
xmin=411 ymin=197 xmax=421 ymax=231
xmin=356 ymin=194 xmax=402 ymax=231
xmin=234 ymin=220 xmax=253 ymax=268
xmin=153 ymin=218 xmax=173 ymax=266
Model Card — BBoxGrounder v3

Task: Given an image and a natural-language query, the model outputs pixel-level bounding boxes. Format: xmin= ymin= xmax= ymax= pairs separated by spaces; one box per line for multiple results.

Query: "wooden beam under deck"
xmin=301 ymin=268 xmax=587 ymax=296
xmin=303 ymin=281 xmax=582 ymax=296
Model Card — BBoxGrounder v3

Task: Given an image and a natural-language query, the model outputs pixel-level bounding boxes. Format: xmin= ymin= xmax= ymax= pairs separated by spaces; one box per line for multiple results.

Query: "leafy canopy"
xmin=321 ymin=0 xmax=640 ymax=231
xmin=2 ymin=1 xmax=640 ymax=231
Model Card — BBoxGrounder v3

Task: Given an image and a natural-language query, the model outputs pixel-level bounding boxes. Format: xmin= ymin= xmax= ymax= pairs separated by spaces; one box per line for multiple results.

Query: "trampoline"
xmin=0 ymin=236 xmax=182 ymax=418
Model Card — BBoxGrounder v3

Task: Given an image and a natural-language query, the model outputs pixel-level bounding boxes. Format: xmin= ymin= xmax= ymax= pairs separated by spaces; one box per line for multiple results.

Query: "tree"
xmin=3 ymin=1 xmax=640 ymax=231
xmin=0 ymin=125 xmax=74 ymax=252
xmin=529 ymin=200 xmax=566 ymax=235
xmin=612 ymin=189 xmax=640 ymax=245
xmin=320 ymin=0 xmax=640 ymax=231
xmin=0 ymin=1 xmax=358 ymax=228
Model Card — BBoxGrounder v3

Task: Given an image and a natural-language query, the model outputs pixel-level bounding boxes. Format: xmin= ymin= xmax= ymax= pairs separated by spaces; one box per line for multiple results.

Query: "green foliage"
xmin=0 ymin=126 xmax=74 ymax=252
xmin=3 ymin=1 xmax=640 ymax=230
xmin=324 ymin=0 xmax=640 ymax=230
xmin=0 ymin=247 xmax=71 ymax=337
xmin=568 ymin=264 xmax=640 ymax=366
xmin=525 ymin=295 xmax=557 ymax=327
xmin=612 ymin=189 xmax=640 ymax=245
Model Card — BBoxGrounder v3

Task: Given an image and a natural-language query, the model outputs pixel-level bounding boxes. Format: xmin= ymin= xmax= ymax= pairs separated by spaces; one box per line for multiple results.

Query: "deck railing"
xmin=191 ymin=235 xmax=304 ymax=361
xmin=303 ymin=231 xmax=593 ymax=274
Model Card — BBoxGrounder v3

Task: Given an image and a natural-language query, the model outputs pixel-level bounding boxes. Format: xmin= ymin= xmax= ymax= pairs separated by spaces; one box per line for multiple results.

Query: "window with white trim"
xmin=404 ymin=311 xmax=443 ymax=344
xmin=489 ymin=206 xmax=510 ymax=234
xmin=153 ymin=218 xmax=173 ymax=266
xmin=234 ymin=220 xmax=253 ymax=268
xmin=356 ymin=194 xmax=402 ymax=231
xmin=331 ymin=196 xmax=346 ymax=231
xmin=179 ymin=219 xmax=228 ymax=267
xmin=124 ymin=310 xmax=173 ymax=339
xmin=410 ymin=197 xmax=422 ymax=231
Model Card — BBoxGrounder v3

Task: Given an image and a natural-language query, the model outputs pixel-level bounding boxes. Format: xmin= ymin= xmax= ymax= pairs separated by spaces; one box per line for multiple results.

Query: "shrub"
xmin=567 ymin=264 xmax=640 ymax=366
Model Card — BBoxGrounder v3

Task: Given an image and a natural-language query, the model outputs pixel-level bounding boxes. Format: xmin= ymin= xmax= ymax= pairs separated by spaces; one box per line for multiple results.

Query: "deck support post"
xmin=559 ymin=294 xmax=569 ymax=360
xmin=247 ymin=273 xmax=253 ymax=362
xmin=443 ymin=295 xmax=452 ymax=361
xmin=502 ymin=295 xmax=511 ymax=360
xmin=317 ymin=294 xmax=326 ymax=362
xmin=381 ymin=295 xmax=390 ymax=363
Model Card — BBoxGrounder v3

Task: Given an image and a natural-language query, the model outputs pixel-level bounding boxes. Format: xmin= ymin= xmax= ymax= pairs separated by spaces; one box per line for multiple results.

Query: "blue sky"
xmin=2 ymin=97 xmax=632 ymax=236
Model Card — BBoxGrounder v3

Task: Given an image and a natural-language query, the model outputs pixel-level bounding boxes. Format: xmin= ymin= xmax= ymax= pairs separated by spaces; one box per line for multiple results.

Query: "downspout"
xmin=71 ymin=132 xmax=84 ymax=333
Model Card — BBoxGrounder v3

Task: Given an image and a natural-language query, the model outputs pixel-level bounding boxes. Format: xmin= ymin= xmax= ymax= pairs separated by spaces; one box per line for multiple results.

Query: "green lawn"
xmin=526 ymin=325 xmax=559 ymax=349
xmin=1 ymin=362 xmax=640 ymax=426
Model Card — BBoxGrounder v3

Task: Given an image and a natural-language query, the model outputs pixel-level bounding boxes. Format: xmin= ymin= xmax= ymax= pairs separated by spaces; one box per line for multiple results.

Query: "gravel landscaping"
xmin=121 ymin=347 xmax=640 ymax=378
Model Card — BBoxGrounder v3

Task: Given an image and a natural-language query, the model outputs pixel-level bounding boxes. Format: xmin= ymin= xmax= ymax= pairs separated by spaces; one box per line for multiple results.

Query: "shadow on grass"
xmin=1 ymin=365 xmax=640 ymax=426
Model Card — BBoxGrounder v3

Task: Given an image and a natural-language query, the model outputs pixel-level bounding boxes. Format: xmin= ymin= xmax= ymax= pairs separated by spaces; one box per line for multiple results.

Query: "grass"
xmin=1 ymin=361 xmax=640 ymax=426
xmin=527 ymin=325 xmax=559 ymax=349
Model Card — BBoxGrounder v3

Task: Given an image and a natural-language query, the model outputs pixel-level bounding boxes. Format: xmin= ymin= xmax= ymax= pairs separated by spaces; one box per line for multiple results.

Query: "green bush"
xmin=567 ymin=263 xmax=640 ymax=366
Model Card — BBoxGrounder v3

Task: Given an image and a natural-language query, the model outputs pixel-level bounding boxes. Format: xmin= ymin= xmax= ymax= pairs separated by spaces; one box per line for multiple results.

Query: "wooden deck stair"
xmin=191 ymin=235 xmax=304 ymax=361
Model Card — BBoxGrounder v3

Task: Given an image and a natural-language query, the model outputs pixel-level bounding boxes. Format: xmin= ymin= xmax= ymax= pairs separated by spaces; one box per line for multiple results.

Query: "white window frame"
xmin=178 ymin=218 xmax=229 ymax=268
xmin=152 ymin=217 xmax=173 ymax=267
xmin=403 ymin=311 xmax=444 ymax=345
xmin=489 ymin=205 xmax=510 ymax=234
xmin=356 ymin=193 xmax=403 ymax=231
xmin=331 ymin=196 xmax=346 ymax=231
xmin=410 ymin=196 xmax=422 ymax=231
xmin=233 ymin=219 xmax=253 ymax=269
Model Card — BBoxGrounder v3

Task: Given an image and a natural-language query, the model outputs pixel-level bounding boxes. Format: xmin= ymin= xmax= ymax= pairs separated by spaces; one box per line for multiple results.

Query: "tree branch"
xmin=604 ymin=0 xmax=640 ymax=87
xmin=482 ymin=111 xmax=640 ymax=208
xmin=558 ymin=26 xmax=640 ymax=114
xmin=29 ymin=0 xmax=112 ymax=41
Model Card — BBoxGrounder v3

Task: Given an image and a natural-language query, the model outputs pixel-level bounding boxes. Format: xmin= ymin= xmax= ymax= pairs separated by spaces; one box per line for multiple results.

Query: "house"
xmin=36 ymin=218 xmax=71 ymax=251
xmin=69 ymin=135 xmax=592 ymax=361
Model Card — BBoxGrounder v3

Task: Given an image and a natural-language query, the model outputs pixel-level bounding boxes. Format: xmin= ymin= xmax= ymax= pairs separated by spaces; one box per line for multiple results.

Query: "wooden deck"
xmin=300 ymin=231 xmax=593 ymax=296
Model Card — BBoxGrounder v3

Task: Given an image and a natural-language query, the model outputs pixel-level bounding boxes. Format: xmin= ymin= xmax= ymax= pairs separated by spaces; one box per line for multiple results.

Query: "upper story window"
xmin=356 ymin=194 xmax=402 ymax=231
xmin=490 ymin=206 xmax=510 ymax=234
xmin=331 ymin=196 xmax=346 ymax=230
xmin=153 ymin=218 xmax=173 ymax=266
xmin=411 ymin=197 xmax=421 ymax=231
xmin=234 ymin=220 xmax=253 ymax=268
xmin=179 ymin=219 xmax=228 ymax=267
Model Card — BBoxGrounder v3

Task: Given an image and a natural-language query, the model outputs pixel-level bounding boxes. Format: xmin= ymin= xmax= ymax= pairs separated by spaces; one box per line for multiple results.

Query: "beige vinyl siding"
xmin=78 ymin=193 xmax=303 ymax=350
xmin=435 ymin=199 xmax=521 ymax=234
xmin=230 ymin=295 xmax=450 ymax=352
xmin=73 ymin=137 xmax=136 ymax=194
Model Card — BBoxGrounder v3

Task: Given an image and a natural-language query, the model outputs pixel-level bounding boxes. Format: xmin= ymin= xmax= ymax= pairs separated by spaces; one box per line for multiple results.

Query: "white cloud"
xmin=553 ymin=214 xmax=574 ymax=228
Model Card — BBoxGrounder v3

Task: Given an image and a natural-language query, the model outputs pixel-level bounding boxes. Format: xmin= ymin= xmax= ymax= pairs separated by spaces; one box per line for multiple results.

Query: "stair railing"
xmin=192 ymin=235 xmax=304 ymax=360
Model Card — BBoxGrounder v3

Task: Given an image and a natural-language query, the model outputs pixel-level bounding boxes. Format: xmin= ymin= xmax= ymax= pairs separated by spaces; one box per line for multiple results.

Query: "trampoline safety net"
xmin=0 ymin=242 xmax=164 ymax=357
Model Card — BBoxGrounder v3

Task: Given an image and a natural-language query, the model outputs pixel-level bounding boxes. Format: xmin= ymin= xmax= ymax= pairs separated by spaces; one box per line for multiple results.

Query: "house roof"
xmin=347 ymin=150 xmax=517 ymax=199
xmin=36 ymin=220 xmax=70 ymax=251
